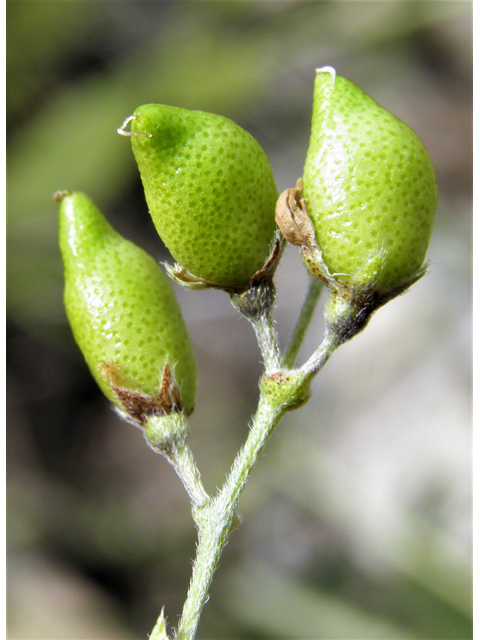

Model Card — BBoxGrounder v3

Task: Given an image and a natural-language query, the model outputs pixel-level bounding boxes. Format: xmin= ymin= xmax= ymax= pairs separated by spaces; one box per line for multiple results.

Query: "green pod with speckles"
xmin=58 ymin=191 xmax=196 ymax=415
xmin=303 ymin=68 xmax=437 ymax=291
xmin=126 ymin=104 xmax=278 ymax=291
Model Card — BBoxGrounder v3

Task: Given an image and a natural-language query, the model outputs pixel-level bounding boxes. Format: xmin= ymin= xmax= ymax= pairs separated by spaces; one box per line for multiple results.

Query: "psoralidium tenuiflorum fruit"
xmin=302 ymin=67 xmax=437 ymax=293
xmin=57 ymin=190 xmax=197 ymax=418
xmin=120 ymin=104 xmax=278 ymax=291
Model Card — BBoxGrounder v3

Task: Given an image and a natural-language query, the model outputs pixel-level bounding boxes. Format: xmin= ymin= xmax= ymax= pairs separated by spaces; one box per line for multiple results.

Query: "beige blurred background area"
xmin=6 ymin=2 xmax=472 ymax=639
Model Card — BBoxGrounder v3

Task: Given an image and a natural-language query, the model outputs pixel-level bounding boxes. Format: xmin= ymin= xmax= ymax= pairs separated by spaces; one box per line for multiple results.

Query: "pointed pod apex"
xmin=315 ymin=65 xmax=336 ymax=86
xmin=53 ymin=190 xmax=70 ymax=203
xmin=117 ymin=114 xmax=151 ymax=138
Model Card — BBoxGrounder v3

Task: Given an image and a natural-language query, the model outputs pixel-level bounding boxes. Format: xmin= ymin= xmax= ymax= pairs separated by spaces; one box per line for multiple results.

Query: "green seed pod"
xmin=58 ymin=191 xmax=196 ymax=417
xmin=302 ymin=67 xmax=437 ymax=291
xmin=120 ymin=104 xmax=278 ymax=290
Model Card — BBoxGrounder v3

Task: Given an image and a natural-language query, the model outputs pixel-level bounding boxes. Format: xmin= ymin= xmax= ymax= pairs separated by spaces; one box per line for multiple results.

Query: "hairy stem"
xmin=174 ymin=395 xmax=286 ymax=640
xmin=300 ymin=326 xmax=340 ymax=377
xmin=166 ymin=441 xmax=211 ymax=513
xmin=143 ymin=414 xmax=211 ymax=514
xmin=230 ymin=279 xmax=282 ymax=373
xmin=250 ymin=312 xmax=281 ymax=372
xmin=148 ymin=290 xmax=351 ymax=640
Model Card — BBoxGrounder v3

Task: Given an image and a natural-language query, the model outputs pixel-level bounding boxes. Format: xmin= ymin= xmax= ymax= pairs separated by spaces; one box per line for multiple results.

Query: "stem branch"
xmin=230 ymin=279 xmax=282 ymax=373
xmin=166 ymin=441 xmax=211 ymax=513
xmin=149 ymin=284 xmax=353 ymax=640
xmin=174 ymin=396 xmax=286 ymax=640
xmin=143 ymin=414 xmax=211 ymax=514
xmin=283 ymin=276 xmax=324 ymax=368
xmin=250 ymin=313 xmax=281 ymax=372
xmin=300 ymin=327 xmax=340 ymax=377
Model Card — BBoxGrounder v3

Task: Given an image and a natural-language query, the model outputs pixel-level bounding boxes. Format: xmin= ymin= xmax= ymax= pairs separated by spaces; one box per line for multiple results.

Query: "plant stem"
xmin=143 ymin=414 xmax=211 ymax=514
xmin=250 ymin=312 xmax=281 ymax=372
xmin=149 ymin=295 xmax=347 ymax=640
xmin=174 ymin=395 xmax=286 ymax=640
xmin=230 ymin=279 xmax=282 ymax=373
xmin=300 ymin=326 xmax=340 ymax=376
xmin=283 ymin=276 xmax=324 ymax=369
xmin=166 ymin=440 xmax=211 ymax=513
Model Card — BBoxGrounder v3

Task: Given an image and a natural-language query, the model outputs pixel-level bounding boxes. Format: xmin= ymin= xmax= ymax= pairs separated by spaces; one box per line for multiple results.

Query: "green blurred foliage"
xmin=7 ymin=2 xmax=472 ymax=639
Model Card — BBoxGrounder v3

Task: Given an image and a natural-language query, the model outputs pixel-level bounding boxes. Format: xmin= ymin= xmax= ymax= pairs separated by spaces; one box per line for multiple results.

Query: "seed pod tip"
xmin=315 ymin=66 xmax=336 ymax=86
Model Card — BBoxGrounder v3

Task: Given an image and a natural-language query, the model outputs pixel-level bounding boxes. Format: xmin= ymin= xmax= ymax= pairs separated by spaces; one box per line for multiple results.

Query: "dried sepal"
xmin=166 ymin=233 xmax=284 ymax=295
xmin=230 ymin=234 xmax=283 ymax=319
xmin=165 ymin=263 xmax=218 ymax=290
xmin=248 ymin=232 xmax=284 ymax=286
xmin=275 ymin=178 xmax=317 ymax=251
xmin=99 ymin=362 xmax=185 ymax=426
xmin=275 ymin=180 xmax=342 ymax=291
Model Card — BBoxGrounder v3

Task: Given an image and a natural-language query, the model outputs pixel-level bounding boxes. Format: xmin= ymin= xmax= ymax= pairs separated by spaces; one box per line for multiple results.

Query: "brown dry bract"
xmin=99 ymin=362 xmax=183 ymax=424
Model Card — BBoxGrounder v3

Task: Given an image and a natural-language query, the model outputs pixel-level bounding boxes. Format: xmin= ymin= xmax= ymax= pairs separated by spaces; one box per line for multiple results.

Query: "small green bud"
xmin=119 ymin=105 xmax=278 ymax=291
xmin=57 ymin=191 xmax=197 ymax=419
xmin=302 ymin=67 xmax=437 ymax=292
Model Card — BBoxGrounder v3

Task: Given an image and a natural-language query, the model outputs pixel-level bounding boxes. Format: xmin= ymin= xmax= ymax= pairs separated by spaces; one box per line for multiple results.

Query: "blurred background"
xmin=6 ymin=2 xmax=472 ymax=639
